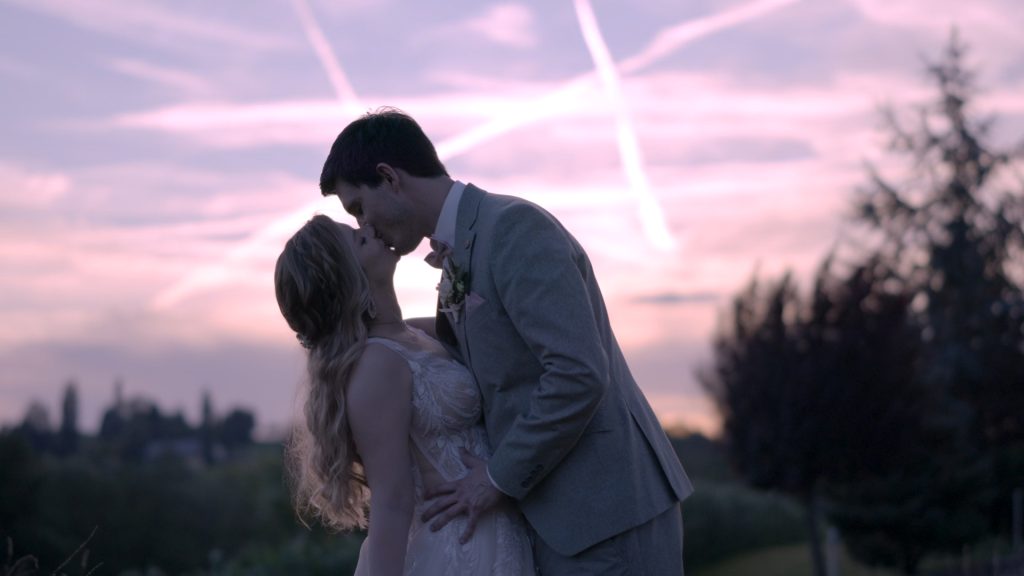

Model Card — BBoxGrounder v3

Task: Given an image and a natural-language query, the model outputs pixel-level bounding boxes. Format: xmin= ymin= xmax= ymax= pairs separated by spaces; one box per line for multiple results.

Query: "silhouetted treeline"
xmin=0 ymin=380 xmax=357 ymax=575
xmin=7 ymin=380 xmax=255 ymax=465
xmin=702 ymin=34 xmax=1024 ymax=576
xmin=2 ymin=417 xmax=768 ymax=574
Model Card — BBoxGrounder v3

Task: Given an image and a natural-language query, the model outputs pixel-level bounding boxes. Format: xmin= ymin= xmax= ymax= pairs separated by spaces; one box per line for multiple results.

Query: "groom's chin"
xmin=396 ymin=243 xmax=419 ymax=258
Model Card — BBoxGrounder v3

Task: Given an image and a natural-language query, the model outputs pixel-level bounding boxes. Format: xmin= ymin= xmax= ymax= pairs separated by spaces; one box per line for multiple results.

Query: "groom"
xmin=320 ymin=108 xmax=693 ymax=574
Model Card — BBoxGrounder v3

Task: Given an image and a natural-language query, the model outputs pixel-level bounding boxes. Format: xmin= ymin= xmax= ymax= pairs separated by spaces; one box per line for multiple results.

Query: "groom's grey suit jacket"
xmin=435 ymin=185 xmax=694 ymax=556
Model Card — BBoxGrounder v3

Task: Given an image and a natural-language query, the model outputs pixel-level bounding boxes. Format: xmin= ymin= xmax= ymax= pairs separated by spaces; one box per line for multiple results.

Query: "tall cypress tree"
xmin=57 ymin=380 xmax=80 ymax=456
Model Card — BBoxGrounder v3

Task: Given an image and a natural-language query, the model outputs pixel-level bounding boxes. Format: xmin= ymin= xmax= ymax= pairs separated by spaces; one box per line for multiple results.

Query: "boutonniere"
xmin=438 ymin=258 xmax=469 ymax=323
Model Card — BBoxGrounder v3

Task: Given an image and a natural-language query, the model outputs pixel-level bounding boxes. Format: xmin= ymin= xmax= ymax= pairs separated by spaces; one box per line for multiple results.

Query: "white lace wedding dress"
xmin=352 ymin=332 xmax=534 ymax=575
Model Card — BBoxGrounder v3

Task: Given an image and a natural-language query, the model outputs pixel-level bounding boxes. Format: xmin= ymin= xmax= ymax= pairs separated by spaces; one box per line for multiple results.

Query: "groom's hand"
xmin=421 ymin=448 xmax=506 ymax=544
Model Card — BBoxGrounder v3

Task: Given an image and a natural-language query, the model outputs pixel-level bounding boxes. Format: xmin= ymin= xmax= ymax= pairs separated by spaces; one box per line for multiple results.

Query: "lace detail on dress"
xmin=359 ymin=331 xmax=533 ymax=576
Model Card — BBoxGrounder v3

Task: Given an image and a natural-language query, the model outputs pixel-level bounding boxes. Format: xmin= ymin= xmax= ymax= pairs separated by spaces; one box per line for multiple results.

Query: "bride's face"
xmin=343 ymin=223 xmax=398 ymax=281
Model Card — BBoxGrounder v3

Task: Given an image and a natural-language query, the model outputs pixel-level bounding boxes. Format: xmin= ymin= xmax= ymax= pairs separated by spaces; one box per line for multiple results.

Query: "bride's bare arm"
xmin=347 ymin=344 xmax=415 ymax=576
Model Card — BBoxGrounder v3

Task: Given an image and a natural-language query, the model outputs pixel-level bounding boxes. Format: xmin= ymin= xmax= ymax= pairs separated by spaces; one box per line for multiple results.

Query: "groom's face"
xmin=334 ymin=179 xmax=419 ymax=257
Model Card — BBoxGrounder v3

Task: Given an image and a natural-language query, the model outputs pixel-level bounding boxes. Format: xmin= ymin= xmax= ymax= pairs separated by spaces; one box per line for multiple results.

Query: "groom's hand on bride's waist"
xmin=421 ymin=448 xmax=508 ymax=544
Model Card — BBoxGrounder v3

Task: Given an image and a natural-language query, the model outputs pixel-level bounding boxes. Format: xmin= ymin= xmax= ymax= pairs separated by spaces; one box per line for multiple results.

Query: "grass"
xmin=3 ymin=529 xmax=101 ymax=576
xmin=693 ymin=543 xmax=904 ymax=576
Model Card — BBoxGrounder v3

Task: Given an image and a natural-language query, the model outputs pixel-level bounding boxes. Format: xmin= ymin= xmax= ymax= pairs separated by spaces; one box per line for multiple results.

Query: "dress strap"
xmin=366 ymin=337 xmax=413 ymax=361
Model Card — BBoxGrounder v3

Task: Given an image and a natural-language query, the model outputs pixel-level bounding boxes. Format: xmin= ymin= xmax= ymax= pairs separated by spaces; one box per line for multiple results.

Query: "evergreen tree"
xmin=100 ymin=378 xmax=126 ymax=440
xmin=15 ymin=400 xmax=53 ymax=453
xmin=703 ymin=33 xmax=1021 ymax=574
xmin=57 ymin=380 xmax=79 ymax=456
xmin=201 ymin=389 xmax=215 ymax=465
xmin=701 ymin=255 xmax=920 ymax=576
xmin=841 ymin=31 xmax=1023 ymax=559
xmin=219 ymin=409 xmax=255 ymax=452
xmin=856 ymin=33 xmax=1024 ymax=452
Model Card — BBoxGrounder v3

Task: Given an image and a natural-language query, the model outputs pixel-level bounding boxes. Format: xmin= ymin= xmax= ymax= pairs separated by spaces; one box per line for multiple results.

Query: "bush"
xmin=684 ymin=482 xmax=807 ymax=570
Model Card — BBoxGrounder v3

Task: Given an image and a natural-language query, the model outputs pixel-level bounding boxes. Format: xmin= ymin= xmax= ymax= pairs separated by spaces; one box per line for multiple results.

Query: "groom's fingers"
xmin=423 ymin=481 xmax=456 ymax=501
xmin=421 ymin=495 xmax=458 ymax=523
xmin=459 ymin=511 xmax=480 ymax=544
xmin=428 ymin=501 xmax=466 ymax=532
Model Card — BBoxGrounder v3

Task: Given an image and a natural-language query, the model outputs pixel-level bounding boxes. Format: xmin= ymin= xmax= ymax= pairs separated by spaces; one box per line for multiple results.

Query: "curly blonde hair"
xmin=274 ymin=215 xmax=375 ymax=530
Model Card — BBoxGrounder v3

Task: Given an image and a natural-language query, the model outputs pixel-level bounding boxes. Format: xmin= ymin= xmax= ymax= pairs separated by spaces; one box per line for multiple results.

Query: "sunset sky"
xmin=2 ymin=0 xmax=1022 ymax=438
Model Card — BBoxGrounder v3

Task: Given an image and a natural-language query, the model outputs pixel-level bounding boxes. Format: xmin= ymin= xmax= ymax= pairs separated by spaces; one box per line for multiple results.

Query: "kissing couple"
xmin=274 ymin=108 xmax=693 ymax=575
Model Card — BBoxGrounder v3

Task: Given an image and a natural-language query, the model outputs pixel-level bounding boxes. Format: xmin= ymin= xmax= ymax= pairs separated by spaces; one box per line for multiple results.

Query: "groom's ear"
xmin=375 ymin=163 xmax=400 ymax=191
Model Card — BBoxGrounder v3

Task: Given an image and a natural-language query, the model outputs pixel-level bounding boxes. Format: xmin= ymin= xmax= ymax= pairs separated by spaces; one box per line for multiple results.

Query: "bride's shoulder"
xmin=346 ymin=344 xmax=415 ymax=455
xmin=347 ymin=343 xmax=413 ymax=406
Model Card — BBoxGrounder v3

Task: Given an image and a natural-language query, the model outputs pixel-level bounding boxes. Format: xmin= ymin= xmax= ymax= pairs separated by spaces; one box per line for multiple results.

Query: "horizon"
xmin=2 ymin=0 xmax=1023 ymax=439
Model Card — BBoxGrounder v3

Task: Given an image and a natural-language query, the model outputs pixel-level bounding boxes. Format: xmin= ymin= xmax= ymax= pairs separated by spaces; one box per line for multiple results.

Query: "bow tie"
xmin=424 ymin=237 xmax=452 ymax=269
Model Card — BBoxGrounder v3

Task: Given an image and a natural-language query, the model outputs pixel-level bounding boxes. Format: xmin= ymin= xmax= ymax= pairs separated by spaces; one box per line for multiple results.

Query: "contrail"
xmin=153 ymin=0 xmax=801 ymax=308
xmin=620 ymin=0 xmax=800 ymax=74
xmin=151 ymin=200 xmax=341 ymax=309
xmin=434 ymin=76 xmax=595 ymax=161
xmin=154 ymin=0 xmax=358 ymax=309
xmin=290 ymin=0 xmax=360 ymax=105
xmin=574 ymin=0 xmax=675 ymax=252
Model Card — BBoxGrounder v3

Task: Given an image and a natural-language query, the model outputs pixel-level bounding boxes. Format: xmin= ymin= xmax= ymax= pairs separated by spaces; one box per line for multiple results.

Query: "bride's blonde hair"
xmin=274 ymin=215 xmax=375 ymax=530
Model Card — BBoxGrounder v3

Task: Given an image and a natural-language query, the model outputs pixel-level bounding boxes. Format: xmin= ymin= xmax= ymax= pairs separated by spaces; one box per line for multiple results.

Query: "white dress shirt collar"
xmin=431 ymin=180 xmax=465 ymax=248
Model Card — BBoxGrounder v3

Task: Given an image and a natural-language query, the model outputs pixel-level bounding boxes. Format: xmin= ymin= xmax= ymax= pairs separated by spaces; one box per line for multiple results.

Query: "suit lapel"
xmin=434 ymin=184 xmax=484 ymax=354
xmin=449 ymin=185 xmax=484 ymax=363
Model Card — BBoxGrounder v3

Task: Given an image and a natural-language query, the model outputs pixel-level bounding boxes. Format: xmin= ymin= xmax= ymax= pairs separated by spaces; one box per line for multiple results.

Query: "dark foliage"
xmin=702 ymin=32 xmax=1023 ymax=575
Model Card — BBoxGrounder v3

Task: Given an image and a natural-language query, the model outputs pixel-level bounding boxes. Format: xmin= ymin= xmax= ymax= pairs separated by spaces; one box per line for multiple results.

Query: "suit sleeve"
xmin=484 ymin=202 xmax=610 ymax=499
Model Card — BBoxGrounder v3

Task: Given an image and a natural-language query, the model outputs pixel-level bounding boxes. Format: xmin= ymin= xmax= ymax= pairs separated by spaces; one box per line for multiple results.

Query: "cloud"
xmin=6 ymin=0 xmax=292 ymax=52
xmin=459 ymin=3 xmax=539 ymax=49
xmin=0 ymin=162 xmax=327 ymax=349
xmin=615 ymin=327 xmax=721 ymax=435
xmin=847 ymin=0 xmax=1011 ymax=33
xmin=619 ymin=0 xmax=803 ymax=74
xmin=0 ymin=54 xmax=31 ymax=77
xmin=0 ymin=163 xmax=71 ymax=209
xmin=107 ymin=46 xmax=994 ymax=323
xmin=632 ymin=292 xmax=720 ymax=305
xmin=107 ymin=58 xmax=211 ymax=95
xmin=846 ymin=0 xmax=1024 ymax=72
xmin=101 ymin=65 xmax=943 ymax=158
xmin=99 ymin=0 xmax=824 ymax=156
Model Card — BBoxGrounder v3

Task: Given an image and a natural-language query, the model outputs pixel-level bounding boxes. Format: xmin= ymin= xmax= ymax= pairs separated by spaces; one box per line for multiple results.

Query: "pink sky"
xmin=2 ymin=0 xmax=1022 ymax=438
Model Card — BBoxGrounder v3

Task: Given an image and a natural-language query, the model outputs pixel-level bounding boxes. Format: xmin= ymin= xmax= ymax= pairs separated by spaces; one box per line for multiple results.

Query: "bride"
xmin=274 ymin=215 xmax=534 ymax=575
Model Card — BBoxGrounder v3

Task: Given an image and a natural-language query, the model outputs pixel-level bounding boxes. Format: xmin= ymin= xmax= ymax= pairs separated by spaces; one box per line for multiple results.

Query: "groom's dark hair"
xmin=319 ymin=107 xmax=448 ymax=195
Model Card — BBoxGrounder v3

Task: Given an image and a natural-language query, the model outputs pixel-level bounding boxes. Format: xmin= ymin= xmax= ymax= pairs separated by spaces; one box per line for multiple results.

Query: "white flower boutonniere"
xmin=438 ymin=258 xmax=468 ymax=323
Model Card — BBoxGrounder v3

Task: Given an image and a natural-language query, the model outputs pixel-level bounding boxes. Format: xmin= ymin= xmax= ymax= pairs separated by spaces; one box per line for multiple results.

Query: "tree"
xmin=15 ymin=400 xmax=53 ymax=453
xmin=219 ymin=409 xmax=255 ymax=452
xmin=701 ymin=255 xmax=921 ymax=576
xmin=0 ymin=432 xmax=43 ymax=540
xmin=57 ymin=380 xmax=79 ymax=456
xmin=202 ymin=390 xmax=215 ymax=465
xmin=856 ymin=33 xmax=1024 ymax=452
xmin=703 ymin=33 xmax=1020 ymax=574
xmin=100 ymin=378 xmax=126 ymax=440
xmin=848 ymin=31 xmax=1024 ymax=554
